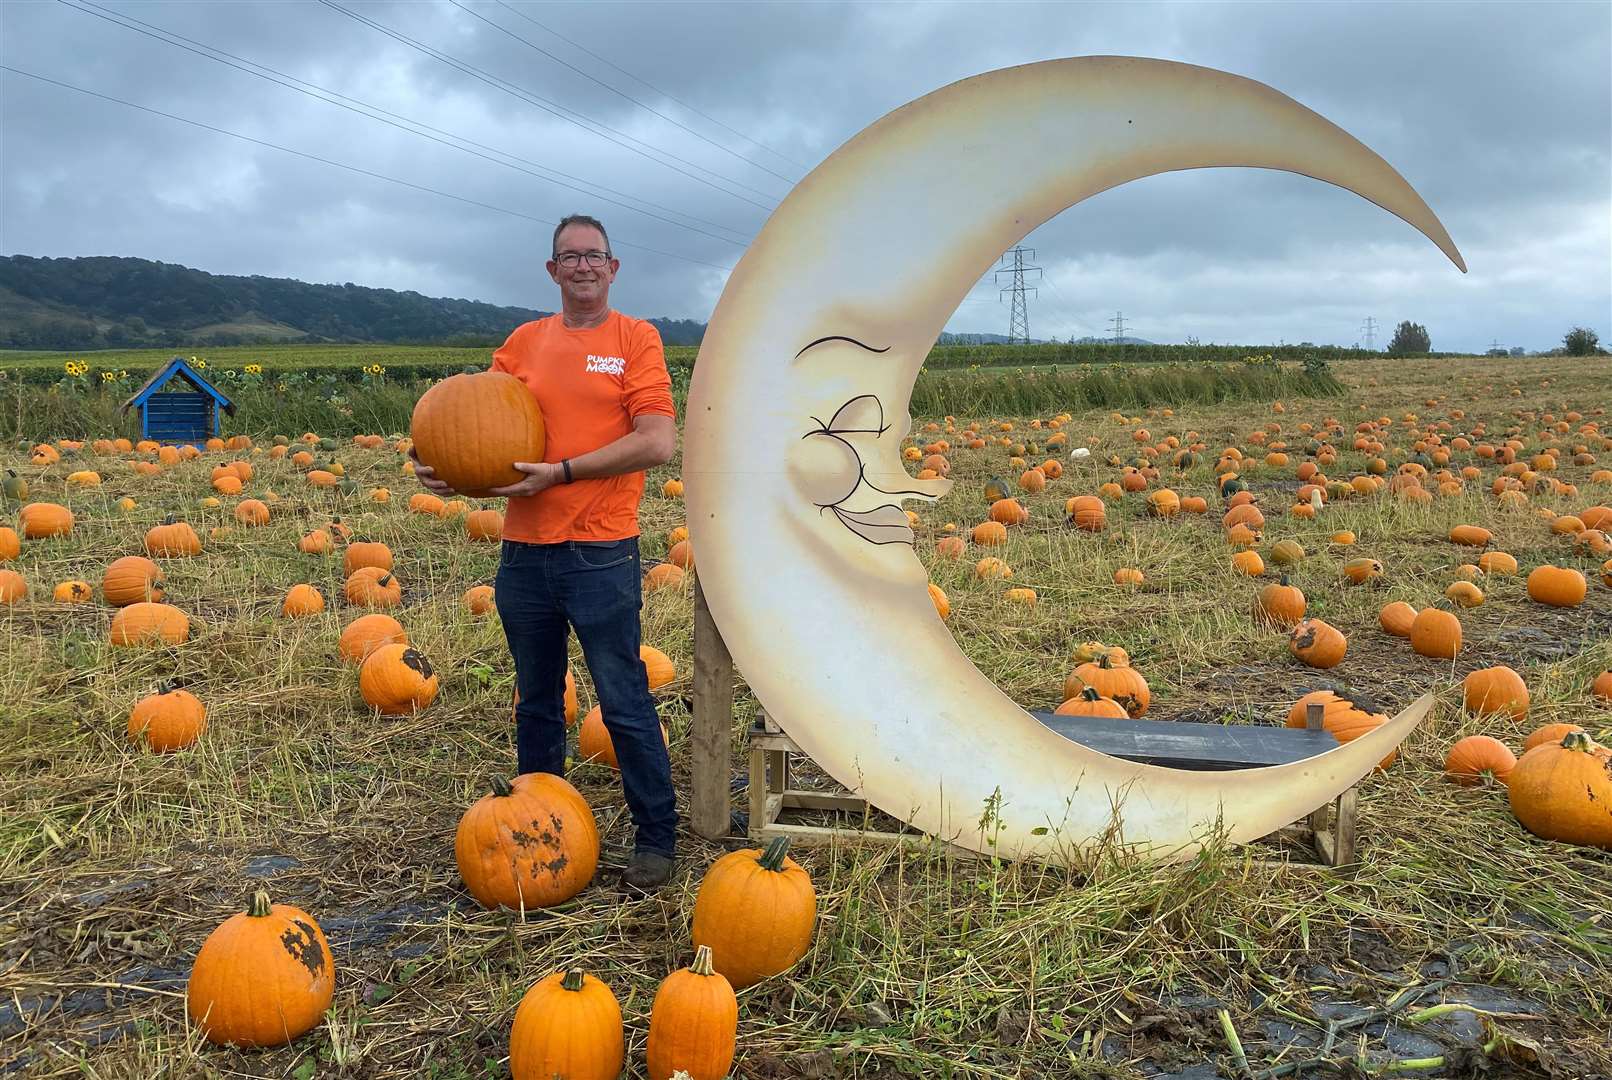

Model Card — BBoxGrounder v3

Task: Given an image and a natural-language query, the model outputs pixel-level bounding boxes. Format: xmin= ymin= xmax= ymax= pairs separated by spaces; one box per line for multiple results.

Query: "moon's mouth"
xmin=789 ymin=393 xmax=953 ymax=546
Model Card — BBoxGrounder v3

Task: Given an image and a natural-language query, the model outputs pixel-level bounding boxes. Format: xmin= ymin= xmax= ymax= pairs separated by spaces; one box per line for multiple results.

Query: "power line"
xmin=491 ymin=0 xmax=809 ymax=173
xmin=1109 ymin=311 xmax=1129 ymax=344
xmin=0 ymin=65 xmax=736 ymax=273
xmin=994 ymin=246 xmax=1040 ymax=344
xmin=449 ymin=0 xmax=797 ymax=186
xmin=1360 ymin=315 xmax=1377 ymax=351
xmin=57 ymin=0 xmax=754 ymax=249
xmin=318 ymin=0 xmax=779 ymax=213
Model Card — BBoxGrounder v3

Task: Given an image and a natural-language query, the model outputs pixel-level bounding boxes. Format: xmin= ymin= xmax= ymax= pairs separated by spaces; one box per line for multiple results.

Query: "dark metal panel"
xmin=1030 ymin=711 xmax=1342 ymax=770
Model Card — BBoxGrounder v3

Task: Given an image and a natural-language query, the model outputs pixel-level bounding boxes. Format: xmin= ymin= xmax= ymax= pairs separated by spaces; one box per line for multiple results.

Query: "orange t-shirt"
xmin=491 ymin=310 xmax=675 ymax=543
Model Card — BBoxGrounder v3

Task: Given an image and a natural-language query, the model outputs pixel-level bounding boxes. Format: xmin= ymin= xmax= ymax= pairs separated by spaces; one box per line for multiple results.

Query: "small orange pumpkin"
xmin=1254 ymin=576 xmax=1306 ymax=628
xmin=128 ymin=682 xmax=207 ymax=752
xmin=359 ymin=644 xmax=438 ymax=713
xmin=645 ymin=945 xmax=738 ymax=1080
xmin=1409 ymin=607 xmax=1461 ymax=659
xmin=338 ymin=613 xmax=408 ymax=664
xmin=1462 ymin=665 xmax=1529 ymax=720
xmin=186 ymin=890 xmax=334 ymax=1047
xmin=282 ymin=584 xmax=326 ymax=618
xmin=1289 ymin=618 xmax=1347 ymax=668
xmin=1444 ymin=735 xmax=1517 ymax=786
xmin=508 ymin=969 xmax=623 ymax=1080
xmin=109 ymin=602 xmax=190 ymax=646
xmin=1525 ymin=564 xmax=1586 ymax=607
xmin=691 ymin=837 xmax=817 ymax=989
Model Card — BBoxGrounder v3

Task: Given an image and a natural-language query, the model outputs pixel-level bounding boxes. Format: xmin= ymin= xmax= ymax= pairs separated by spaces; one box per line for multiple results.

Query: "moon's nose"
xmin=788 ymin=431 xmax=862 ymax=506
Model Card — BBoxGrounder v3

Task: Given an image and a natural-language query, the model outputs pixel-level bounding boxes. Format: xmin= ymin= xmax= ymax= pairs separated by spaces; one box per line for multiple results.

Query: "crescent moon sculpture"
xmin=684 ymin=57 xmax=1463 ymax=862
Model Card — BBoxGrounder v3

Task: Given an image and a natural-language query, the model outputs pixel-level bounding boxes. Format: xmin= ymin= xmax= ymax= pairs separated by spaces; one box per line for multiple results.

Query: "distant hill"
xmin=0 ymin=255 xmax=707 ymax=350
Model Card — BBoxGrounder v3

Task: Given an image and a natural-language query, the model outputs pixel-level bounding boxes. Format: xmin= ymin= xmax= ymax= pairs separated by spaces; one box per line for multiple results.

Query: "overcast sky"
xmin=3 ymin=0 xmax=1608 ymax=352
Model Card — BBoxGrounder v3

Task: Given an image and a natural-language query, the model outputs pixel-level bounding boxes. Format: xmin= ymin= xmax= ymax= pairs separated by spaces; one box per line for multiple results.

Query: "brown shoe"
xmin=621 ymin=850 xmax=675 ymax=892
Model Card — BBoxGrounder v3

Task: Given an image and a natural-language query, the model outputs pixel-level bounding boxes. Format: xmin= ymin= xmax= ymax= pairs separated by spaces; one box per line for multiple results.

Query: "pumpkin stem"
xmin=490 ymin=775 xmax=514 ymax=798
xmin=162 ymin=513 xmax=177 ymax=525
xmin=1278 ymin=574 xmax=1291 ymax=587
xmin=246 ymin=890 xmax=273 ymax=917
xmin=690 ymin=944 xmax=716 ymax=977
xmin=1560 ymin=731 xmax=1596 ymax=753
xmin=1098 ymin=654 xmax=1113 ymax=670
xmin=1081 ymin=687 xmax=1102 ymax=702
xmin=758 ymin=836 xmax=791 ymax=871
xmin=160 ymin=678 xmax=185 ymax=693
xmin=560 ymin=968 xmax=587 ymax=992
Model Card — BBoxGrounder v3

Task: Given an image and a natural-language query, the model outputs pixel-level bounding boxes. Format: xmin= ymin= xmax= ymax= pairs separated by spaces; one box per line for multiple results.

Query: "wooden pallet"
xmin=745 ymin=703 xmax=1359 ymax=866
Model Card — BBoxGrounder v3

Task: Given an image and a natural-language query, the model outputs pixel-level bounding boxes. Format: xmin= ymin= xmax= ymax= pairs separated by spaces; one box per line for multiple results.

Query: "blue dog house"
xmin=121 ymin=357 xmax=235 ymax=446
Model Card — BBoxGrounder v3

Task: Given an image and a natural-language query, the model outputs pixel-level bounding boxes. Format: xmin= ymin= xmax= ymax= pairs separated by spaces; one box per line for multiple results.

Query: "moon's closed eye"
xmin=794 ymin=336 xmax=892 ymax=360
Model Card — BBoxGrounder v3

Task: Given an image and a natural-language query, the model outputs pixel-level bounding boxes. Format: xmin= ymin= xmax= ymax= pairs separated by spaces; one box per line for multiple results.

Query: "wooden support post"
xmin=690 ymin=578 xmax=733 ymax=840
xmin=1304 ymin=701 xmax=1330 ymax=839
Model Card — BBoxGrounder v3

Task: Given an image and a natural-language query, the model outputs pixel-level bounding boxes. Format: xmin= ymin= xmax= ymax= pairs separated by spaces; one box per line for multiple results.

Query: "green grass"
xmin=1 ymin=353 xmax=1609 ymax=1078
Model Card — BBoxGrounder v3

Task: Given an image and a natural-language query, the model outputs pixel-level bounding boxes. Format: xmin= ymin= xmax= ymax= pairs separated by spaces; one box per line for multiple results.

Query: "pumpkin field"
xmin=2 ymin=351 xmax=1609 ymax=1078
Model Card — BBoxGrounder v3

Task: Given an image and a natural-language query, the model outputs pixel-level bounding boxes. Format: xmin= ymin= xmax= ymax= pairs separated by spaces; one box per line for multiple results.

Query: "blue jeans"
xmin=494 ymin=537 xmax=678 ymax=857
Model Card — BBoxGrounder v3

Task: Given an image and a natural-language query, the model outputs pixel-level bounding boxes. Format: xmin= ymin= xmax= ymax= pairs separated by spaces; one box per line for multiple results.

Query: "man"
xmin=413 ymin=214 xmax=680 ymax=890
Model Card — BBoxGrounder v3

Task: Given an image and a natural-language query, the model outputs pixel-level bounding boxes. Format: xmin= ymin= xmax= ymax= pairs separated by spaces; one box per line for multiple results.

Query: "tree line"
xmin=0 ymin=255 xmax=707 ymax=350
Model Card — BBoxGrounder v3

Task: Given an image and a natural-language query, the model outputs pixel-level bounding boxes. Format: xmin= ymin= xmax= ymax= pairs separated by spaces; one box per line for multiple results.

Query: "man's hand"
xmin=487 ymin=461 xmax=564 ymax=498
xmin=408 ymin=447 xmax=457 ymax=496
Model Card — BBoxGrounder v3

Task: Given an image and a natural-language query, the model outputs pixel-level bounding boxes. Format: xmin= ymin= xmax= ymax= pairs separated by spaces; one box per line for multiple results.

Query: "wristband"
xmin=561 ymin=459 xmax=573 ymax=483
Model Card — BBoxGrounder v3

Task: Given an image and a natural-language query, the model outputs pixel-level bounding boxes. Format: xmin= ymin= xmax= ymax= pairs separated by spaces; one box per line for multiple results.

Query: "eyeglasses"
xmin=553 ymin=250 xmax=612 ymax=268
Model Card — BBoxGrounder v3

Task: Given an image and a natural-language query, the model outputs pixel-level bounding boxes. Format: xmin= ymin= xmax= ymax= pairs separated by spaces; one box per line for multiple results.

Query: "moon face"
xmin=685 ymin=57 xmax=1463 ymax=861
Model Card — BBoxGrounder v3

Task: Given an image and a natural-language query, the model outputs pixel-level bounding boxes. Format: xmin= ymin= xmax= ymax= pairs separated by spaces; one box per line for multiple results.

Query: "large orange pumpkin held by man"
xmin=410 ymin=370 xmax=547 ymax=497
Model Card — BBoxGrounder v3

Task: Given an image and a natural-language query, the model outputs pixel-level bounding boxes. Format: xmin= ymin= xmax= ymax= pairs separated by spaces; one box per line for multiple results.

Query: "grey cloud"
xmin=2 ymin=0 xmax=1606 ymax=352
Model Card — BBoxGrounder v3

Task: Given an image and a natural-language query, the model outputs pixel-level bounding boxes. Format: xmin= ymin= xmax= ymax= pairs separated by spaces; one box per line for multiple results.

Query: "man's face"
xmin=547 ymin=224 xmax=618 ymax=308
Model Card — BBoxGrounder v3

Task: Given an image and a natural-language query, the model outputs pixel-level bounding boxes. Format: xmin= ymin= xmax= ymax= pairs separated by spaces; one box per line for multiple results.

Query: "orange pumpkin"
xmin=465 ymin=508 xmax=505 ymax=542
xmin=1054 ymin=687 xmax=1130 ymax=718
xmin=19 ymin=502 xmax=73 ymax=539
xmin=338 ymin=613 xmax=408 ymax=664
xmin=0 ymin=568 xmax=27 ymax=604
xmin=508 ymin=969 xmax=623 ymax=1080
xmin=109 ymin=602 xmax=190 ymax=646
xmin=282 ymin=584 xmax=326 ymax=618
xmin=1289 ymin=618 xmax=1347 ymax=668
xmin=102 ymin=555 xmax=166 ymax=607
xmin=344 ymin=541 xmax=393 ymax=575
xmin=359 ymin=644 xmax=438 ymax=714
xmin=1523 ymin=722 xmax=1584 ymax=753
xmin=1064 ymin=655 xmax=1150 ymax=717
xmin=645 ymin=946 xmax=738 ymax=1080
xmin=1462 ymin=665 xmax=1529 ymax=720
xmin=127 ymin=682 xmax=206 ymax=752
xmin=1254 ymin=577 xmax=1306 ymax=628
xmin=186 ymin=891 xmax=335 ymax=1047
xmin=464 ymin=584 xmax=496 ymax=615
xmin=972 ymin=520 xmax=1008 ymax=546
xmin=1443 ymin=735 xmax=1516 ymax=786
xmin=1378 ymin=601 xmax=1417 ymax=638
xmin=644 ymin=563 xmax=685 ymax=593
xmin=410 ymin=371 xmax=547 ymax=497
xmin=345 ymin=566 xmax=402 ymax=608
xmin=1285 ymin=689 xmax=1395 ymax=768
xmin=145 ymin=517 xmax=203 ymax=557
xmin=1409 ymin=608 xmax=1461 ymax=659
xmin=576 ymin=705 xmax=669 ymax=770
xmin=989 ymin=498 xmax=1029 ymax=526
xmin=454 ymin=773 xmax=599 ymax=909
xmin=1526 ymin=565 xmax=1586 ymax=607
xmin=691 ymin=837 xmax=817 ymax=989
xmin=1507 ymin=732 xmax=1612 ymax=848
